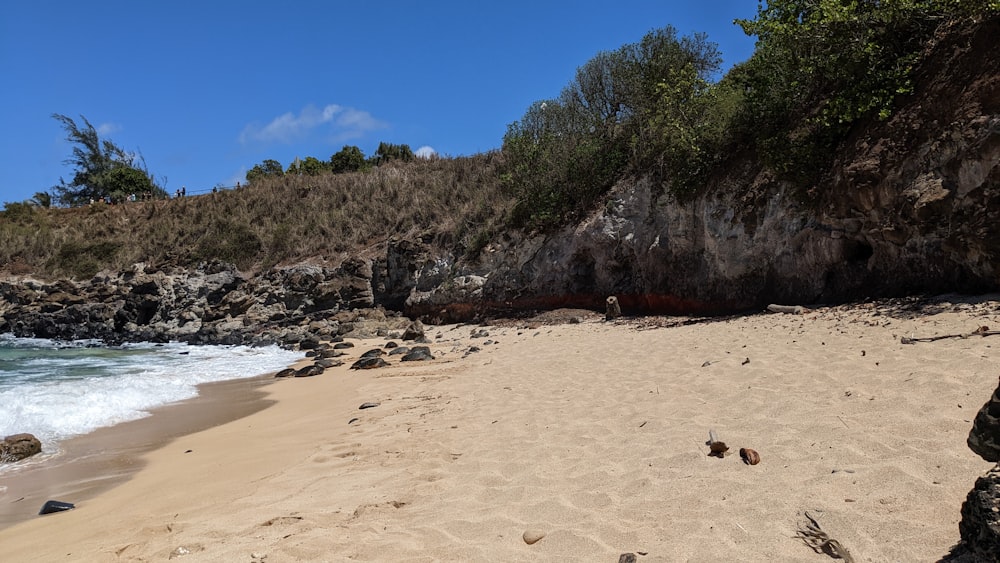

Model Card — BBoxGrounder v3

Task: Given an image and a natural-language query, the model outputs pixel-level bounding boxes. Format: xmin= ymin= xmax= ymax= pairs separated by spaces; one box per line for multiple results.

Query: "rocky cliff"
xmin=422 ymin=16 xmax=999 ymax=318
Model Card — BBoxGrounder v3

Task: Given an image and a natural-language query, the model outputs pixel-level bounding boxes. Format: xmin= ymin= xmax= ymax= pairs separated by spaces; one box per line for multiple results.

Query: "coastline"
xmin=0 ymin=300 xmax=997 ymax=560
xmin=0 ymin=362 xmax=301 ymax=529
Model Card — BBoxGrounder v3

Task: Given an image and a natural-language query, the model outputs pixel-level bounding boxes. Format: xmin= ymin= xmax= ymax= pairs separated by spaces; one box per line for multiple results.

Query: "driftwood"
xmin=901 ymin=325 xmax=1000 ymax=344
xmin=767 ymin=304 xmax=809 ymax=314
xmin=796 ymin=511 xmax=855 ymax=562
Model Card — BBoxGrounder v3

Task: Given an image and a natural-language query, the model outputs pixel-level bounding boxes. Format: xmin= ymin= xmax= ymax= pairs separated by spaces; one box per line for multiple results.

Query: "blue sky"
xmin=1 ymin=1 xmax=758 ymax=203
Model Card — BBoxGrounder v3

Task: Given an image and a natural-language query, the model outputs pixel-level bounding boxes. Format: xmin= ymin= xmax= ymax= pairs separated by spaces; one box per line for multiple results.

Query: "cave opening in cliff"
xmin=845 ymin=239 xmax=874 ymax=264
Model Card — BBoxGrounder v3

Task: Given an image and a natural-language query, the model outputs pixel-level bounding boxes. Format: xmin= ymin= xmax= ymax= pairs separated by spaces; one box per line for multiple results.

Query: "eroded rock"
xmin=0 ymin=433 xmax=42 ymax=463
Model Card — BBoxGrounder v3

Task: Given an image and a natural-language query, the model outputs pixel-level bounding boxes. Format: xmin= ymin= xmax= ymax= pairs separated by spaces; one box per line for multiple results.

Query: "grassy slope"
xmin=0 ymin=154 xmax=511 ymax=280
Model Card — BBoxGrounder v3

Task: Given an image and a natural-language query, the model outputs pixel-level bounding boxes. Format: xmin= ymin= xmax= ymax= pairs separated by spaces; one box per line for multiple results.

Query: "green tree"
xmin=501 ymin=25 xmax=723 ymax=226
xmin=51 ymin=114 xmax=164 ymax=206
xmin=370 ymin=142 xmax=415 ymax=165
xmin=732 ymin=0 xmax=999 ymax=184
xmin=245 ymin=159 xmax=284 ymax=184
xmin=30 ymin=192 xmax=52 ymax=208
xmin=288 ymin=156 xmax=329 ymax=176
xmin=330 ymin=145 xmax=367 ymax=173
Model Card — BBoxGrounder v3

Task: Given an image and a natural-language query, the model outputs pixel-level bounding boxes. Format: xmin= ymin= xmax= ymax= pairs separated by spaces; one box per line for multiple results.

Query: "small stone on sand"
xmin=522 ymin=529 xmax=545 ymax=545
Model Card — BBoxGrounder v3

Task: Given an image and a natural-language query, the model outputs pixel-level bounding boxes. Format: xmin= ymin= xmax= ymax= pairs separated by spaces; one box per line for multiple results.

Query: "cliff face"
xmin=408 ymin=16 xmax=1000 ymax=318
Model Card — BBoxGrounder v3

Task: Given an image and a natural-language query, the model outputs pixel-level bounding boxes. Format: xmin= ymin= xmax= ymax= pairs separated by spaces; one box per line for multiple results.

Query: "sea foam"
xmin=0 ymin=335 xmax=302 ymax=456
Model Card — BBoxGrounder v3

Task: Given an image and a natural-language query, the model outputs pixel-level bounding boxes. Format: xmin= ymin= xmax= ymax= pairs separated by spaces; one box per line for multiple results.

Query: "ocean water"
xmin=0 ymin=334 xmax=302 ymax=462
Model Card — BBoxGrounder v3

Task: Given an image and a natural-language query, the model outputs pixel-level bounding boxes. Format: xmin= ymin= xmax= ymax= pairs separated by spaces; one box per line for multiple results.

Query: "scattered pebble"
xmin=522 ymin=530 xmax=546 ymax=545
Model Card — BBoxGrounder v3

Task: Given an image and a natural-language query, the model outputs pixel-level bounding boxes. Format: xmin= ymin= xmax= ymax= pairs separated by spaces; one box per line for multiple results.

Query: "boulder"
xmin=1 ymin=433 xmax=42 ymax=463
xmin=969 ymin=376 xmax=1000 ymax=462
xmin=959 ymin=465 xmax=1000 ymax=559
xmin=401 ymin=320 xmax=425 ymax=341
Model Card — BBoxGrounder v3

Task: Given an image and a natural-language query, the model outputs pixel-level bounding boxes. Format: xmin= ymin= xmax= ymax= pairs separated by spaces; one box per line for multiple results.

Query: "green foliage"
xmin=287 ymin=156 xmax=329 ymax=176
xmin=733 ymin=0 xmax=1000 ymax=187
xmin=49 ymin=240 xmax=119 ymax=279
xmin=1 ymin=201 xmax=36 ymax=222
xmin=31 ymin=192 xmax=52 ymax=208
xmin=194 ymin=220 xmax=263 ymax=269
xmin=371 ymin=142 xmax=415 ymax=165
xmin=501 ymin=25 xmax=722 ymax=227
xmin=97 ymin=166 xmax=157 ymax=202
xmin=246 ymin=159 xmax=284 ymax=184
xmin=330 ymin=145 xmax=368 ymax=173
xmin=50 ymin=114 xmax=165 ymax=206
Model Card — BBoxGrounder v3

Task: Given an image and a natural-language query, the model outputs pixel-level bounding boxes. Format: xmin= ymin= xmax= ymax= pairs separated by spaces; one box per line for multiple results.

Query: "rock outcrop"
xmin=960 ymin=376 xmax=1000 ymax=559
xmin=959 ymin=466 xmax=1000 ymax=560
xmin=0 ymin=433 xmax=42 ymax=463
xmin=969 ymin=377 xmax=1000 ymax=462
xmin=0 ymin=260 xmax=406 ymax=347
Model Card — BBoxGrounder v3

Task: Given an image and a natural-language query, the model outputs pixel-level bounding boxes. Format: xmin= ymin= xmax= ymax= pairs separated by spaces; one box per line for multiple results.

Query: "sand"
xmin=1 ymin=296 xmax=998 ymax=562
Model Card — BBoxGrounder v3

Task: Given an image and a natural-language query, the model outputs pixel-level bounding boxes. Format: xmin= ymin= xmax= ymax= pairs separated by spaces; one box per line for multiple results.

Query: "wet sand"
xmin=0 ymin=372 xmax=281 ymax=528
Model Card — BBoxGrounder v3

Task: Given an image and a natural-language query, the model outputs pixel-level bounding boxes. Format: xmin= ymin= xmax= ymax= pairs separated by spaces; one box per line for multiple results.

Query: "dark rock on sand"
xmin=401 ymin=320 xmax=425 ymax=341
xmin=38 ymin=500 xmax=75 ymax=515
xmin=351 ymin=357 xmax=390 ymax=370
xmin=969 ymin=376 xmax=1000 ymax=462
xmin=401 ymin=346 xmax=434 ymax=362
xmin=959 ymin=464 xmax=1000 ymax=559
xmin=0 ymin=433 xmax=42 ymax=463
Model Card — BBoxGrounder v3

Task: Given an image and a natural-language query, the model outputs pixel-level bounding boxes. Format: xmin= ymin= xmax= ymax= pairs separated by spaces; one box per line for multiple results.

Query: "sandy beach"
xmin=1 ymin=296 xmax=998 ymax=562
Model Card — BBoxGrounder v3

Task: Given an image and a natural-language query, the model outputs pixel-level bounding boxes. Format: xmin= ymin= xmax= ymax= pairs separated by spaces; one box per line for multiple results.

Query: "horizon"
xmin=0 ymin=1 xmax=757 ymax=204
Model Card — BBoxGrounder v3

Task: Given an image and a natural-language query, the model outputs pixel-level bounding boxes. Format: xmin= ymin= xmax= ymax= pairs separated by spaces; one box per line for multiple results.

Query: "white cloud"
xmin=239 ymin=104 xmax=386 ymax=145
xmin=415 ymin=145 xmax=436 ymax=158
xmin=96 ymin=122 xmax=122 ymax=136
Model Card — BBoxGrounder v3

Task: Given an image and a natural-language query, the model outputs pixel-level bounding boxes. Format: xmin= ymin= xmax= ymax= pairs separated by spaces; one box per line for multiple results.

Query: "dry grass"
xmin=0 ymin=154 xmax=512 ymax=279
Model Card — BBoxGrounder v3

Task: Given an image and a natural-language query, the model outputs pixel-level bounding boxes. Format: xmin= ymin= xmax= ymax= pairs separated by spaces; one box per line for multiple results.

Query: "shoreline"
xmin=0 ymin=300 xmax=997 ymax=560
xmin=0 ymin=360 xmax=302 ymax=529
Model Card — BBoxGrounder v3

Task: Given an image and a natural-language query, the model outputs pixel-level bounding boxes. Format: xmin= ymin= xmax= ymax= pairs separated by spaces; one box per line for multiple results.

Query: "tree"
xmin=370 ymin=142 xmax=415 ymax=165
xmin=50 ymin=114 xmax=163 ymax=206
xmin=30 ymin=192 xmax=52 ymax=208
xmin=330 ymin=145 xmax=367 ymax=173
xmin=501 ymin=25 xmax=724 ymax=226
xmin=732 ymin=0 xmax=999 ymax=184
xmin=298 ymin=156 xmax=330 ymax=176
xmin=245 ymin=159 xmax=284 ymax=184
